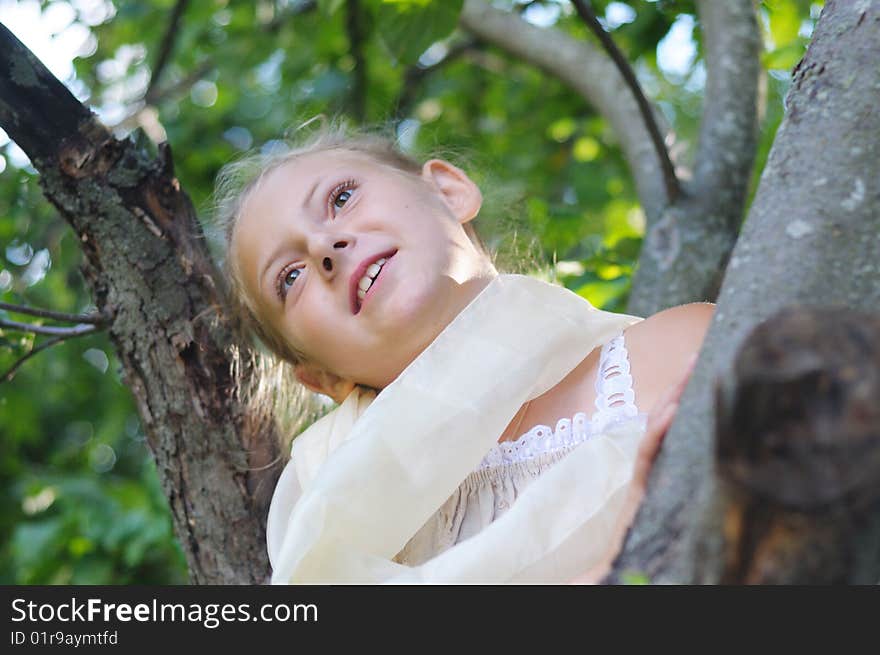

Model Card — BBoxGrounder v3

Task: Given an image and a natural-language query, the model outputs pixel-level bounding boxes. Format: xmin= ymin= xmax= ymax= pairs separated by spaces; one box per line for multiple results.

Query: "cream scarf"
xmin=266 ymin=274 xmax=645 ymax=583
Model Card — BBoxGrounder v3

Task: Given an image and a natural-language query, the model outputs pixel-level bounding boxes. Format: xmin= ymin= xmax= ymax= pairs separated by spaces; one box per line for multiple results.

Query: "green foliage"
xmin=373 ymin=0 xmax=465 ymax=65
xmin=762 ymin=0 xmax=815 ymax=69
xmin=8 ymin=465 xmax=187 ymax=584
xmin=0 ymin=0 xmax=820 ymax=583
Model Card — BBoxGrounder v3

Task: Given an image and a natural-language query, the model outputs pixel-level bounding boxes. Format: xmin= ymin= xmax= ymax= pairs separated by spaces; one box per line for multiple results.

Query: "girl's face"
xmin=231 ymin=149 xmax=496 ymax=397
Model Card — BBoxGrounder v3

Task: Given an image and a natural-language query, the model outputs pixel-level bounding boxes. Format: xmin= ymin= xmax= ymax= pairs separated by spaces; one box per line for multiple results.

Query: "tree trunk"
xmin=608 ymin=0 xmax=880 ymax=584
xmin=0 ymin=24 xmax=279 ymax=584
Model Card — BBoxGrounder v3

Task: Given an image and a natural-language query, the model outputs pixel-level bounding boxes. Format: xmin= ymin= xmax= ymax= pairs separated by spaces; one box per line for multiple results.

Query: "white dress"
xmin=393 ymin=332 xmax=643 ymax=565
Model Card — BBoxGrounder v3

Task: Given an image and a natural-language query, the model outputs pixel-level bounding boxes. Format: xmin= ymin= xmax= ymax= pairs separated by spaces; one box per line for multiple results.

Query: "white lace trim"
xmin=477 ymin=333 xmax=639 ymax=470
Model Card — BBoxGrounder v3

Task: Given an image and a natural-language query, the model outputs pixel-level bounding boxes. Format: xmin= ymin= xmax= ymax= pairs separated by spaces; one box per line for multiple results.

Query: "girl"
xmin=215 ymin=126 xmax=713 ymax=583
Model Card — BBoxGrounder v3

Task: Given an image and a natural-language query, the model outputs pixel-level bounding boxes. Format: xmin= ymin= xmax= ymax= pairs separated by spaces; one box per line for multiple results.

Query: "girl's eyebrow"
xmin=260 ymin=249 xmax=287 ymax=301
xmin=301 ymin=178 xmax=320 ymax=211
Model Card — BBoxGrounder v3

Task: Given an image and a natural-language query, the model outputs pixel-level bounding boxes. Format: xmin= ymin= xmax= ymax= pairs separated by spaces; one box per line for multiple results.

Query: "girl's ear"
xmin=421 ymin=159 xmax=483 ymax=224
xmin=294 ymin=362 xmax=356 ymax=404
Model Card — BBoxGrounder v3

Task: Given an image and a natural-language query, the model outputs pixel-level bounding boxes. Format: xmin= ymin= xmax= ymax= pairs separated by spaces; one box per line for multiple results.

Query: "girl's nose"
xmin=321 ymin=240 xmax=349 ymax=273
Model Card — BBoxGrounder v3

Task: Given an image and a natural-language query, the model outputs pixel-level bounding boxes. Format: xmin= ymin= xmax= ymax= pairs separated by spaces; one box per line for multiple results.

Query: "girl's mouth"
xmin=352 ymin=250 xmax=396 ymax=314
xmin=356 ymin=258 xmax=387 ymax=306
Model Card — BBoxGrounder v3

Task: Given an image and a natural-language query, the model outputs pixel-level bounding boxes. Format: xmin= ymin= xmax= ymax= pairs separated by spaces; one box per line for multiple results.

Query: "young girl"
xmin=215 ymin=126 xmax=713 ymax=584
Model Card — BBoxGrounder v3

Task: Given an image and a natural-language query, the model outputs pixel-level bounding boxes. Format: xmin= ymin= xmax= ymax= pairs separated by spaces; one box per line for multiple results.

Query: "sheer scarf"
xmin=267 ymin=274 xmax=645 ymax=583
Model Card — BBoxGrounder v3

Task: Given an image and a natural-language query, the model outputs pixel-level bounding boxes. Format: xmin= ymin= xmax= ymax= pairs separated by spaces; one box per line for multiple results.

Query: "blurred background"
xmin=0 ymin=0 xmax=820 ymax=583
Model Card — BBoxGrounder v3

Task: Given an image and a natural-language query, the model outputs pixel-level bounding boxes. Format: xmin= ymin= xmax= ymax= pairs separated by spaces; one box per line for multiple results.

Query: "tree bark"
xmin=0 ymin=24 xmax=279 ymax=584
xmin=459 ymin=0 xmax=760 ymax=316
xmin=608 ymin=0 xmax=880 ymax=584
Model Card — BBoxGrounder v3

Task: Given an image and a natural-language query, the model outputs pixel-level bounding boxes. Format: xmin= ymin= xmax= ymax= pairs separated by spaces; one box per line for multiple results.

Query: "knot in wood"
xmin=715 ymin=305 xmax=880 ymax=509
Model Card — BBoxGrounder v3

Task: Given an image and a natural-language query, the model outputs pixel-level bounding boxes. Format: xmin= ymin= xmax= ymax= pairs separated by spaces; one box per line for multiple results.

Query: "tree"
xmin=1 ymin=0 xmax=876 ymax=583
xmin=611 ymin=0 xmax=880 ymax=583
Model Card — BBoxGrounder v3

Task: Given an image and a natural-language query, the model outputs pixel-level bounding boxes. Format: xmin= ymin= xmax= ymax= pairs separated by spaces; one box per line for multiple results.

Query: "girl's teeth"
xmin=356 ymin=257 xmax=389 ymax=308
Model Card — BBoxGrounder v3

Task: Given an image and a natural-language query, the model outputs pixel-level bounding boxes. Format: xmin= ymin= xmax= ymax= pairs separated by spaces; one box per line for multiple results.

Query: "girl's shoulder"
xmin=622 ymin=302 xmax=715 ymax=415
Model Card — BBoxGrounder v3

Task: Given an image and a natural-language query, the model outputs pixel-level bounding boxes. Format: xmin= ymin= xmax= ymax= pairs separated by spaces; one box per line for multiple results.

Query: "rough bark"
xmin=608 ymin=0 xmax=880 ymax=583
xmin=0 ymin=24 xmax=280 ymax=584
xmin=709 ymin=308 xmax=880 ymax=584
xmin=459 ymin=1 xmax=760 ymax=317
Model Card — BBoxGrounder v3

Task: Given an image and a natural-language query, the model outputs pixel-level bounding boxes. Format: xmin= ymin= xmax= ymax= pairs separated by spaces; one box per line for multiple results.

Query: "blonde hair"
xmin=210 ymin=120 xmax=498 ymax=452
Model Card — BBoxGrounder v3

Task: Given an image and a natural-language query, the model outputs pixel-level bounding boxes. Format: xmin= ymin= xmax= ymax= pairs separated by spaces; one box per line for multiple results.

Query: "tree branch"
xmin=691 ymin=0 xmax=760 ymax=215
xmin=144 ymin=0 xmax=191 ymax=104
xmin=0 ymin=302 xmax=106 ymax=325
xmin=0 ymin=24 xmax=104 ymax=168
xmin=0 ymin=318 xmax=100 ymax=337
xmin=570 ymin=0 xmax=679 ymax=203
xmin=625 ymin=0 xmax=760 ymax=317
xmin=459 ymin=0 xmax=670 ymax=220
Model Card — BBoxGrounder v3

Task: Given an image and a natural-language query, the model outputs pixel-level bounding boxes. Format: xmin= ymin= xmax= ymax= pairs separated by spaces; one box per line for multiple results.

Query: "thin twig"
xmin=0 ymin=319 xmax=100 ymax=337
xmin=1 ymin=335 xmax=65 ymax=382
xmin=393 ymin=38 xmax=481 ymax=120
xmin=0 ymin=302 xmax=106 ymax=325
xmin=145 ymin=0 xmax=191 ymax=104
xmin=149 ymin=59 xmax=215 ymax=106
xmin=267 ymin=0 xmax=318 ymax=32
xmin=113 ymin=59 xmax=214 ymax=134
xmin=0 ymin=321 xmax=100 ymax=383
xmin=570 ymin=0 xmax=680 ymax=203
xmin=345 ymin=0 xmax=368 ymax=123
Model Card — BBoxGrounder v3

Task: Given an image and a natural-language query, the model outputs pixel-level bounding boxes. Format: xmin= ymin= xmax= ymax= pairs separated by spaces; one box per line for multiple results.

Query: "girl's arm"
xmin=623 ymin=301 xmax=714 ymax=417
xmin=570 ymin=331 xmax=702 ymax=584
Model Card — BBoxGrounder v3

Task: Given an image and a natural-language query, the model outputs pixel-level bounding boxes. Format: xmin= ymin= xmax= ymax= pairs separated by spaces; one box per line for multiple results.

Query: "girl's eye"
xmin=278 ymin=266 xmax=303 ymax=299
xmin=329 ymin=181 xmax=356 ymax=212
xmin=333 ymin=189 xmax=352 ymax=209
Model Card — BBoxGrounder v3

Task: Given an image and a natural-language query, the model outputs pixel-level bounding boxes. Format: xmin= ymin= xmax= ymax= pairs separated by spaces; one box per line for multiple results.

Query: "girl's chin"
xmin=370 ymin=280 xmax=453 ymax=346
xmin=374 ymin=271 xmax=442 ymax=320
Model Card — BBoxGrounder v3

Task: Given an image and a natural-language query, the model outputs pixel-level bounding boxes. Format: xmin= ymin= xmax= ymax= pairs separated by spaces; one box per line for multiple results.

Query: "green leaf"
xmin=767 ymin=0 xmax=802 ymax=49
xmin=375 ymin=0 xmax=464 ymax=65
